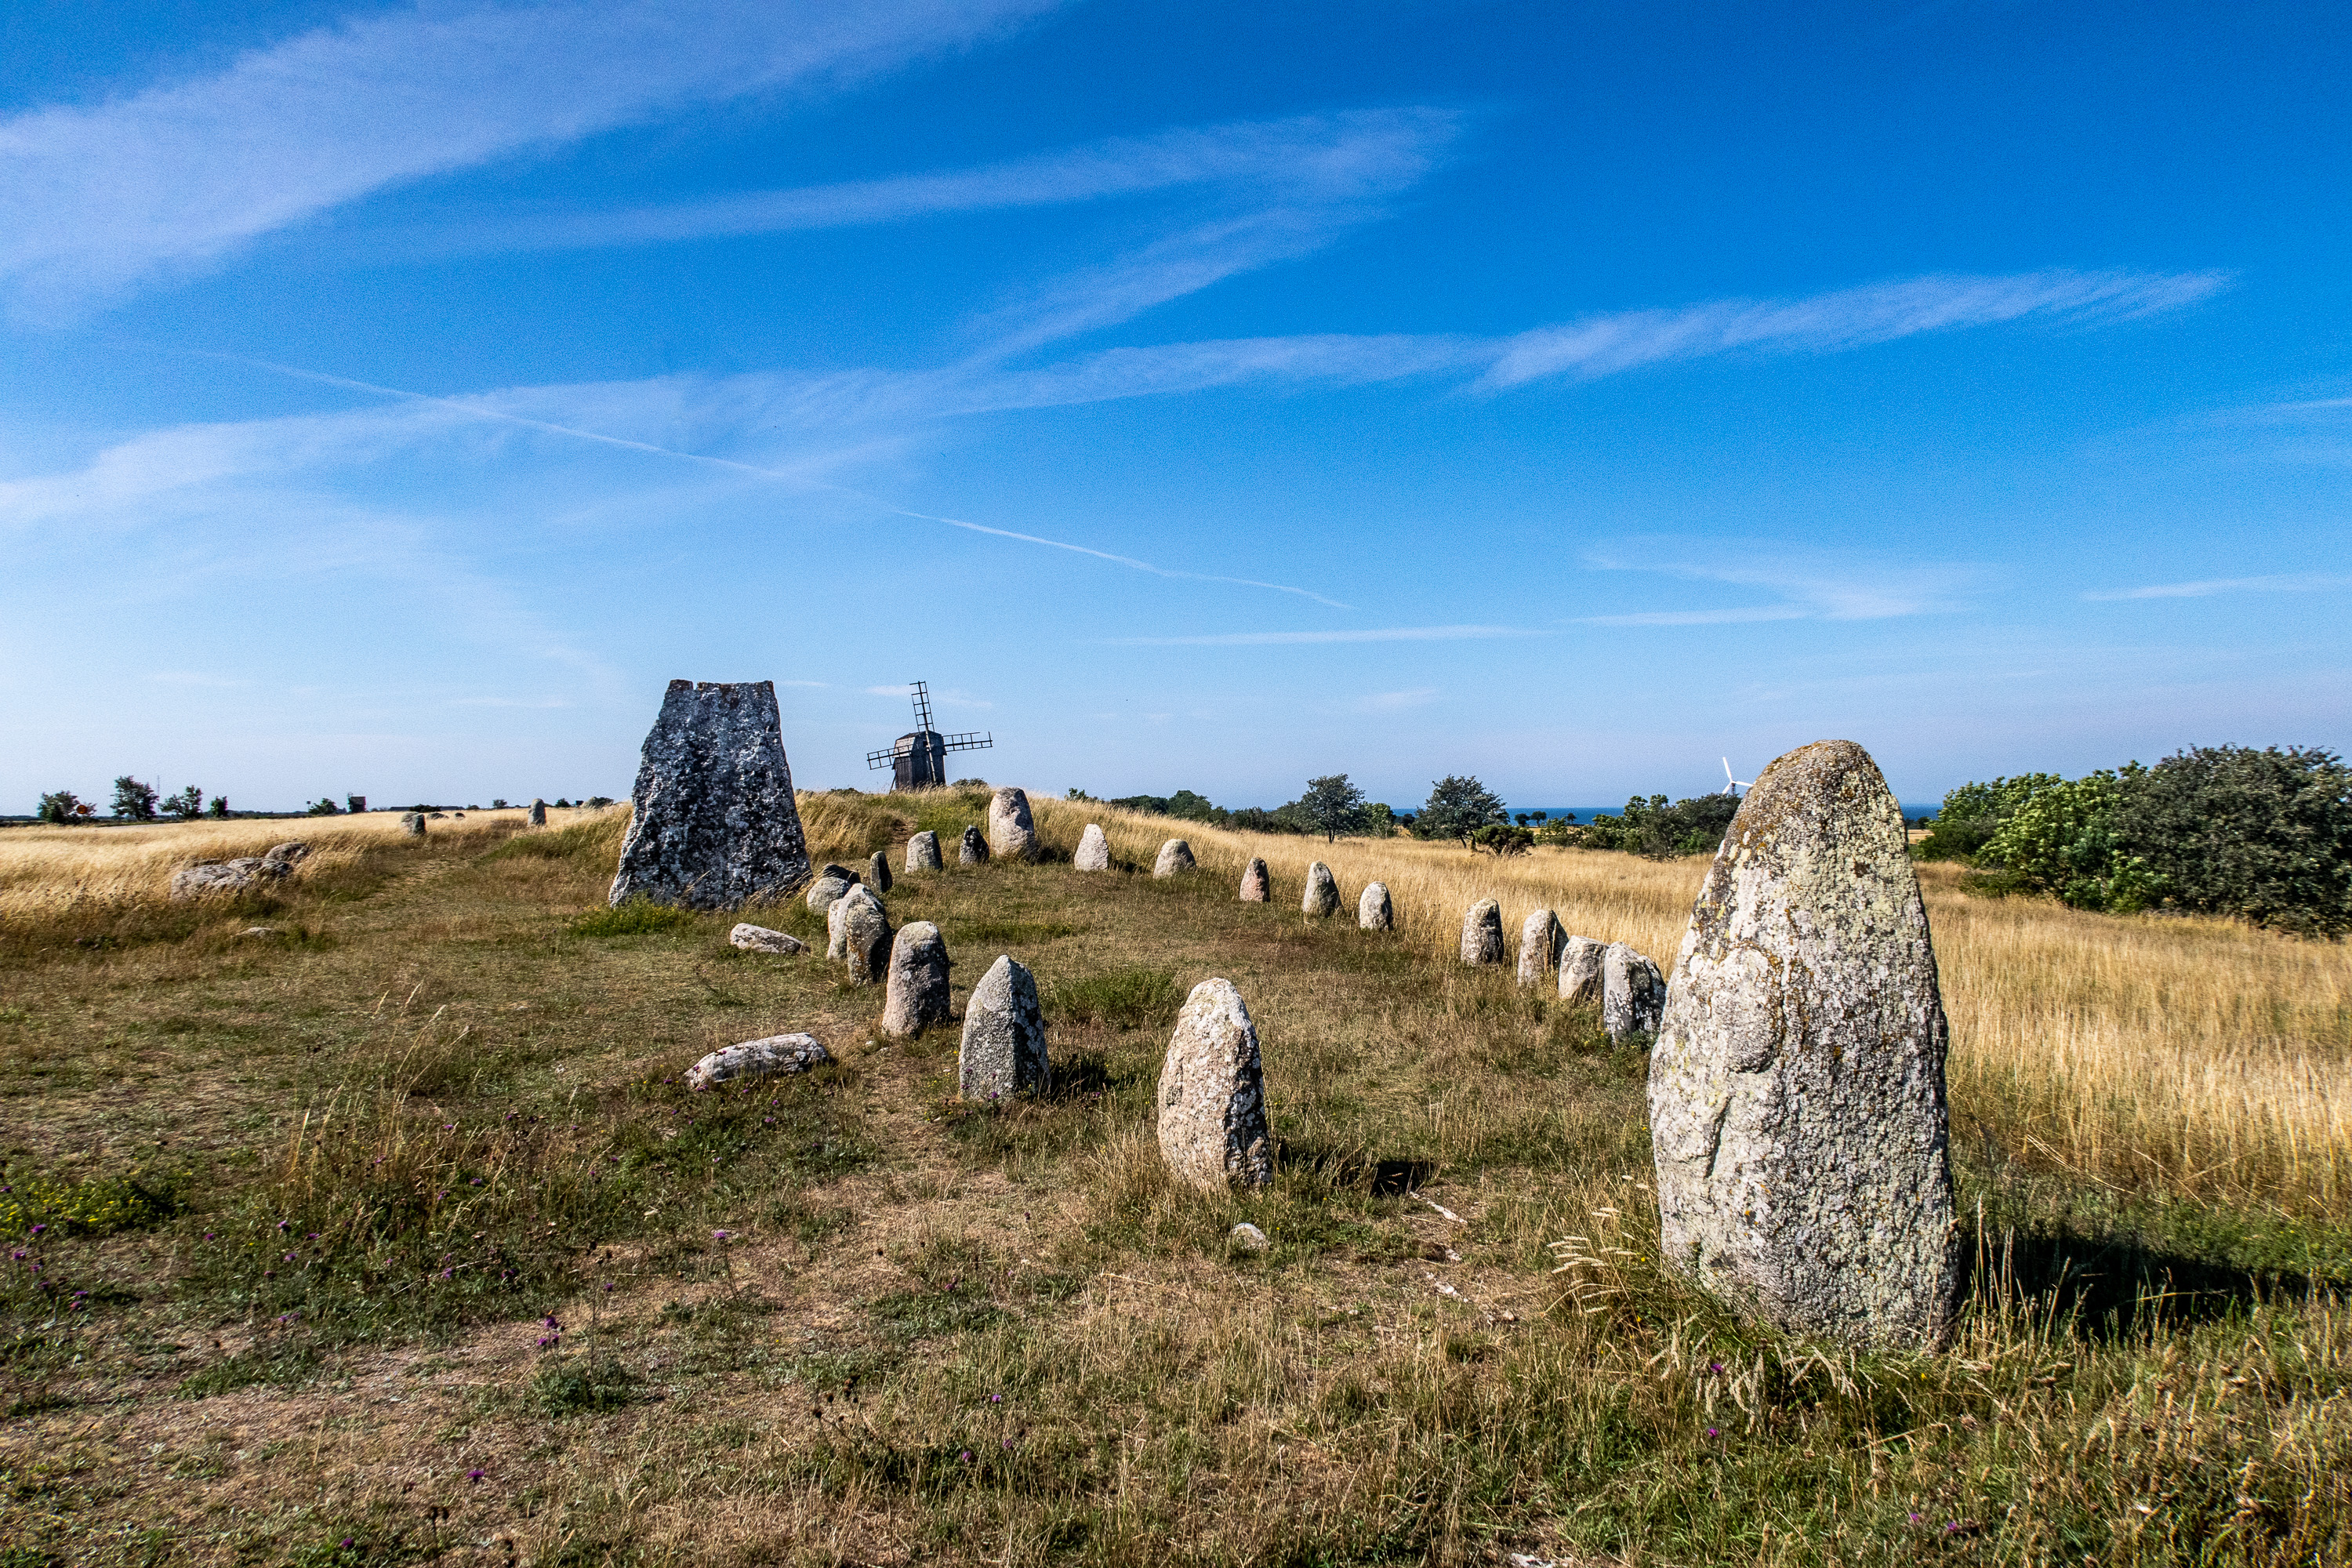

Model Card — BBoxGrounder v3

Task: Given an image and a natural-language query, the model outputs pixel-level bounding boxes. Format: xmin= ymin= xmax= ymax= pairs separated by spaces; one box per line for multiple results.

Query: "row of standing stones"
xmin=613 ymin=681 xmax=1959 ymax=1350
xmin=169 ymin=797 xmax=568 ymax=900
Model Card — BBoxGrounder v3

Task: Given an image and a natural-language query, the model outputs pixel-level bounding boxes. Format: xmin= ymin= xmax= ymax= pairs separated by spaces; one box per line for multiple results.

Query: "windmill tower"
xmin=866 ymin=681 xmax=993 ymax=791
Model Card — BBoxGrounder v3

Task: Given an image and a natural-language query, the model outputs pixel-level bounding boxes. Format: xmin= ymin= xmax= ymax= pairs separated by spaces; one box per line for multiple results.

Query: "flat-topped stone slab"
xmin=609 ymin=679 xmax=811 ymax=909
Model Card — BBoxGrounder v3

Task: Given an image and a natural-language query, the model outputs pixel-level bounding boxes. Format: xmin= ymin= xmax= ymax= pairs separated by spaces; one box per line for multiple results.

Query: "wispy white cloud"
xmin=1354 ymin=686 xmax=1439 ymax=710
xmin=2084 ymin=572 xmax=2352 ymax=601
xmin=1109 ymin=626 xmax=1537 ymax=646
xmin=0 ymin=0 xmax=1060 ymax=318
xmin=1583 ymin=543 xmax=1982 ymax=622
xmin=1573 ymin=606 xmax=1810 ymax=627
xmin=1477 ymin=270 xmax=2229 ymax=390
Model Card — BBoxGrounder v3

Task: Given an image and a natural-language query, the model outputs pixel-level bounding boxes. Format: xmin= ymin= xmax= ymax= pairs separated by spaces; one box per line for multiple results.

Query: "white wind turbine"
xmin=1722 ymin=758 xmax=1753 ymax=797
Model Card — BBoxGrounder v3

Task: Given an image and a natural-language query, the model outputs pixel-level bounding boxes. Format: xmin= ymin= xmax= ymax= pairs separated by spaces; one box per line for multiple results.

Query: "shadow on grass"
xmin=1276 ymin=1141 xmax=1434 ymax=1198
xmin=1970 ymin=1223 xmax=2344 ymax=1341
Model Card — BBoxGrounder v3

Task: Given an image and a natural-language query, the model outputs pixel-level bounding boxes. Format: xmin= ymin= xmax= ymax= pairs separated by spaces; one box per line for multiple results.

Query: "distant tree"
xmin=1472 ymin=823 xmax=1535 ymax=857
xmin=1297 ymin=775 xmax=1368 ymax=842
xmin=36 ymin=789 xmax=83 ymax=824
xmin=1914 ymin=774 xmax=2066 ymax=862
xmin=2111 ymin=746 xmax=2352 ymax=935
xmin=492 ymin=798 xmax=509 ymax=810
xmin=208 ymin=797 xmax=230 ymax=818
xmin=307 ymin=797 xmax=341 ymax=815
xmin=111 ymin=775 xmax=159 ymax=820
xmin=1165 ymin=789 xmax=1223 ymax=823
xmin=1414 ymin=775 xmax=1507 ymax=847
xmin=162 ymin=786 xmax=204 ymax=819
xmin=1066 ymin=786 xmax=1095 ymax=802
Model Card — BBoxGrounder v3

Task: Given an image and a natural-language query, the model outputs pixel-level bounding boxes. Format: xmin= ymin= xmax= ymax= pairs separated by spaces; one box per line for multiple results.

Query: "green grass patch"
xmin=1041 ymin=966 xmax=1181 ymax=1029
xmin=569 ymin=898 xmax=698 ymax=938
xmin=0 ymin=1164 xmax=187 ymax=1239
xmin=532 ymin=1356 xmax=642 ymax=1416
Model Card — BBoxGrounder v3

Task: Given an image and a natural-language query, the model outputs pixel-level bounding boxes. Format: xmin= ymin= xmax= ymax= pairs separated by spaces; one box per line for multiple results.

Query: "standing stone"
xmin=906 ymin=831 xmax=943 ymax=872
xmin=986 ymin=787 xmax=1039 ymax=862
xmin=729 ymin=923 xmax=803 ymax=955
xmin=1236 ymin=857 xmax=1270 ymax=902
xmin=401 ymin=812 xmax=426 ymax=837
xmin=1152 ymin=839 xmax=1195 ymax=877
xmin=1358 ymin=881 xmax=1392 ymax=931
xmin=1460 ymin=898 xmax=1503 ymax=965
xmin=1302 ymin=862 xmax=1339 ymax=916
xmin=1558 ymin=936 xmax=1605 ymax=1005
xmin=609 ymin=680 xmax=811 ymax=910
xmin=528 ymin=799 xmax=547 ymax=827
xmin=1156 ymin=979 xmax=1272 ymax=1192
xmin=1647 ymin=739 xmax=1961 ymax=1351
xmin=881 ymin=921 xmax=951 ymax=1035
xmin=1602 ymin=943 xmax=1665 ymax=1040
xmin=959 ymin=955 xmax=1048 ymax=1098
xmin=866 ymin=850 xmax=892 ymax=894
xmin=1518 ymin=909 xmax=1565 ymax=985
xmin=806 ymin=871 xmax=854 ymax=915
xmin=833 ymin=885 xmax=891 ymax=984
xmin=960 ymin=826 xmax=990 ymax=866
xmin=1074 ymin=823 xmax=1112 ymax=871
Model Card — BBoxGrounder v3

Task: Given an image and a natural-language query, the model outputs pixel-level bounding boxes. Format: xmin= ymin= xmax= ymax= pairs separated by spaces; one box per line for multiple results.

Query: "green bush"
xmin=2111 ymin=746 xmax=2352 ymax=935
xmin=1582 ymin=793 xmax=1738 ymax=859
xmin=1914 ymin=774 xmax=2063 ymax=861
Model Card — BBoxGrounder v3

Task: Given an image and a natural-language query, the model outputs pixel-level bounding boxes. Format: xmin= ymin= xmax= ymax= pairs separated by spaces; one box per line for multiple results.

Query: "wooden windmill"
xmin=866 ymin=681 xmax=993 ymax=791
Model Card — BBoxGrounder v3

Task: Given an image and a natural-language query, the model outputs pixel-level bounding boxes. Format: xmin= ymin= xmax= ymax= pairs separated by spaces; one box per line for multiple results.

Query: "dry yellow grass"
xmin=1036 ymin=797 xmax=2352 ymax=1216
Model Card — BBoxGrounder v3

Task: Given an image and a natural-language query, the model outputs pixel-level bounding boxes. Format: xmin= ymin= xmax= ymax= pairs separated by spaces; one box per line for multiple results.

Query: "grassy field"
xmin=2 ymin=788 xmax=2349 ymax=1566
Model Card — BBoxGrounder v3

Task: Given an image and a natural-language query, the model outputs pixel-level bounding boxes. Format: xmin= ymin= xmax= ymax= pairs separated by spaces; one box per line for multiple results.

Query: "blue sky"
xmin=2 ymin=0 xmax=2347 ymax=813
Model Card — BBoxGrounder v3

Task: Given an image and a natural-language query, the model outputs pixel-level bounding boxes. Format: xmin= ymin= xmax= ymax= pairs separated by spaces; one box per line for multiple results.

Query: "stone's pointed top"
xmin=1649 ymin=737 xmax=1959 ymax=1350
xmin=960 ymin=954 xmax=1048 ymax=1098
xmin=610 ymin=678 xmax=811 ymax=910
xmin=1156 ymin=978 xmax=1271 ymax=1192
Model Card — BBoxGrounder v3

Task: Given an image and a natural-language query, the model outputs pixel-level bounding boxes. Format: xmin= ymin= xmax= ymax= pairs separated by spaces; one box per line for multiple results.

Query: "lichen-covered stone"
xmin=882 ymin=921 xmax=951 ymax=1036
xmin=1602 ymin=943 xmax=1665 ymax=1040
xmin=729 ymin=923 xmax=804 ymax=955
xmin=867 ymin=851 xmax=892 ymax=894
xmin=906 ymin=830 xmax=942 ymax=871
xmin=1358 ymin=881 xmax=1392 ymax=931
xmin=1558 ymin=936 xmax=1604 ymax=1004
xmin=609 ymin=680 xmax=811 ymax=909
xmin=986 ymin=787 xmax=1038 ymax=862
xmin=960 ymin=826 xmax=990 ymax=866
xmin=833 ymin=885 xmax=891 ymax=984
xmin=1074 ymin=823 xmax=1112 ymax=871
xmin=401 ymin=812 xmax=426 ymax=837
xmin=686 ymin=1033 xmax=829 ymax=1091
xmin=960 ymin=955 xmax=1047 ymax=1098
xmin=1647 ymin=739 xmax=1961 ymax=1351
xmin=1152 ymin=839 xmax=1195 ymax=877
xmin=1460 ymin=898 xmax=1503 ymax=965
xmin=1302 ymin=862 xmax=1339 ymax=916
xmin=1236 ymin=857 xmax=1269 ymax=901
xmin=1156 ymin=978 xmax=1271 ymax=1191
xmin=806 ymin=873 xmax=853 ymax=916
xmin=1519 ymin=909 xmax=1564 ymax=985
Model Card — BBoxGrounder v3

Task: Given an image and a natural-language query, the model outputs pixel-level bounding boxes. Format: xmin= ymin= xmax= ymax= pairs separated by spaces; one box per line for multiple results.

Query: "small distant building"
xmin=866 ymin=681 xmax=991 ymax=791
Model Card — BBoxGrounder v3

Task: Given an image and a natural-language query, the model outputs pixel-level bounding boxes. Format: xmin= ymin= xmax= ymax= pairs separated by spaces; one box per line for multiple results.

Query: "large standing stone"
xmin=609 ymin=680 xmax=811 ymax=910
xmin=401 ymin=812 xmax=426 ymax=837
xmin=960 ymin=955 xmax=1048 ymax=1098
xmin=1358 ymin=881 xmax=1392 ymax=931
xmin=1301 ymin=862 xmax=1339 ymax=916
xmin=528 ymin=799 xmax=547 ymax=827
xmin=866 ymin=851 xmax=893 ymax=894
xmin=960 ymin=826 xmax=990 ymax=866
xmin=1518 ymin=909 xmax=1565 ymax=985
xmin=730 ymin=923 xmax=803 ymax=955
xmin=1156 ymin=978 xmax=1272 ymax=1192
xmin=906 ymin=831 xmax=942 ymax=872
xmin=1558 ymin=936 xmax=1604 ymax=1005
xmin=1460 ymin=898 xmax=1503 ymax=964
xmin=986 ymin=787 xmax=1039 ymax=862
xmin=1602 ymin=943 xmax=1665 ymax=1040
xmin=881 ymin=921 xmax=952 ymax=1036
xmin=1236 ymin=857 xmax=1270 ymax=902
xmin=1152 ymin=839 xmax=1195 ymax=877
xmin=686 ymin=1033 xmax=829 ymax=1091
xmin=1074 ymin=823 xmax=1111 ymax=871
xmin=1647 ymin=739 xmax=1961 ymax=1350
xmin=832 ymin=885 xmax=891 ymax=984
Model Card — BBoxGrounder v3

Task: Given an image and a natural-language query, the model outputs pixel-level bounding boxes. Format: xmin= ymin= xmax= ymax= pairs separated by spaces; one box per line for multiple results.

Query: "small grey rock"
xmin=866 ymin=850 xmax=892 ymax=894
xmin=235 ymin=925 xmax=279 ymax=939
xmin=960 ymin=954 xmax=1048 ymax=1098
xmin=1460 ymin=898 xmax=1503 ymax=965
xmin=1518 ymin=909 xmax=1564 ymax=986
xmin=881 ymin=921 xmax=952 ymax=1036
xmin=261 ymin=841 xmax=309 ymax=873
xmin=1301 ymin=862 xmax=1339 ymax=917
xmin=608 ymin=680 xmax=812 ymax=910
xmin=1074 ymin=823 xmax=1112 ymax=872
xmin=401 ymin=812 xmax=426 ymax=837
xmin=986 ymin=787 xmax=1039 ymax=862
xmin=1558 ymin=936 xmax=1605 ymax=1005
xmin=1601 ymin=942 xmax=1665 ymax=1041
xmin=906 ymin=830 xmax=943 ymax=872
xmin=171 ymin=861 xmax=256 ymax=900
xmin=1152 ymin=838 xmax=1195 ymax=877
xmin=806 ymin=874 xmax=853 ymax=915
xmin=1236 ymin=857 xmax=1270 ymax=902
xmin=686 ymin=1033 xmax=830 ymax=1091
xmin=729 ymin=923 xmax=804 ymax=955
xmin=1156 ymin=978 xmax=1271 ymax=1192
xmin=1357 ymin=881 xmax=1392 ymax=931
xmin=959 ymin=825 xmax=990 ymax=866
xmin=1648 ymin=739 xmax=1961 ymax=1350
xmin=1229 ymin=1222 xmax=1270 ymax=1254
